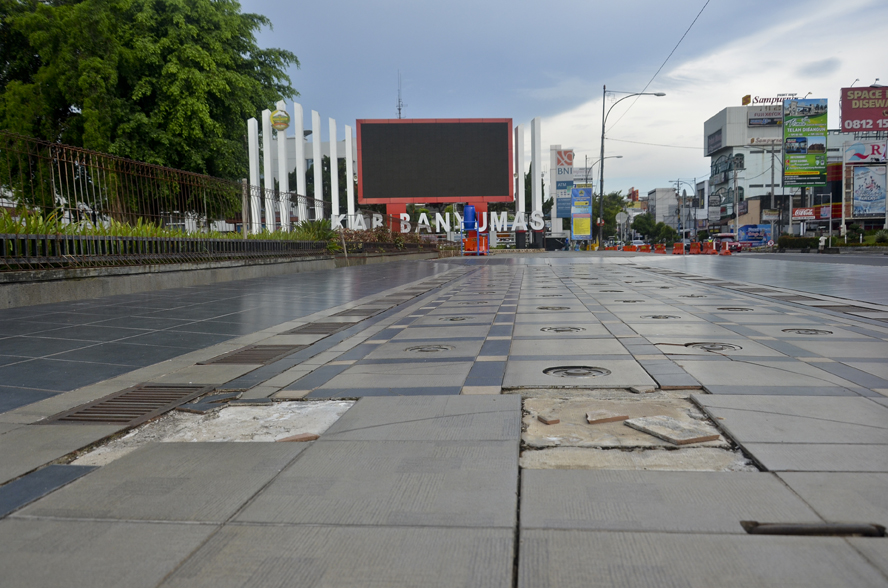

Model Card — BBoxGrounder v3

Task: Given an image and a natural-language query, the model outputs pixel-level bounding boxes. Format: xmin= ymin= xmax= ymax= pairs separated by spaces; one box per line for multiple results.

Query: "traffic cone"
xmin=719 ymin=241 xmax=732 ymax=255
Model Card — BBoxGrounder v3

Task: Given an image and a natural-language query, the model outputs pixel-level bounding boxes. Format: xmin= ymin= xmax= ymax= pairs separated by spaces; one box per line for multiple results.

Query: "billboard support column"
xmin=531 ymin=117 xmax=543 ymax=247
xmin=345 ymin=125 xmax=355 ymax=229
xmin=292 ymin=103 xmax=307 ymax=225
xmin=262 ymin=109 xmax=276 ymax=231
xmin=515 ymin=124 xmax=526 ymax=247
xmin=311 ymin=110 xmax=323 ymax=221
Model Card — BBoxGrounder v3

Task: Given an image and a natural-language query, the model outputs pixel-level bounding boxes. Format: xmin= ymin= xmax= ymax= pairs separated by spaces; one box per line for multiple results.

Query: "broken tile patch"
xmin=71 ymin=401 xmax=354 ymax=466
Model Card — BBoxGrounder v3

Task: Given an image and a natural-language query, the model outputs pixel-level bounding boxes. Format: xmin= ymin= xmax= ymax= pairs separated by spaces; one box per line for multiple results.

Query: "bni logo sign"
xmin=556 ymin=151 xmax=574 ymax=166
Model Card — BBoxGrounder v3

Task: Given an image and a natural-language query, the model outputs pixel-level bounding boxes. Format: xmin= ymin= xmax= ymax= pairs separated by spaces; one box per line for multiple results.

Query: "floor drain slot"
xmin=680 ymin=295 xmax=706 ymax=298
xmin=537 ymin=306 xmax=570 ymax=311
xmin=406 ymin=345 xmax=455 ymax=353
xmin=600 ymin=290 xmax=623 ymax=293
xmin=543 ymin=366 xmax=611 ymax=378
xmin=717 ymin=307 xmax=753 ymax=312
xmin=200 ymin=345 xmax=307 ymax=365
xmin=782 ymin=328 xmax=833 ymax=335
xmin=458 ymin=301 xmax=490 ymax=305
xmin=539 ymin=294 xmax=563 ymax=297
xmin=618 ymin=300 xmax=645 ymax=303
xmin=285 ymin=322 xmax=350 ymax=335
xmin=685 ymin=342 xmax=743 ymax=351
xmin=40 ymin=384 xmax=214 ymax=426
xmin=740 ymin=521 xmax=885 ymax=537
xmin=540 ymin=326 xmax=585 ymax=333
xmin=642 ymin=315 xmax=681 ymax=320
xmin=332 ymin=308 xmax=382 ymax=317
xmin=440 ymin=317 xmax=469 ymax=322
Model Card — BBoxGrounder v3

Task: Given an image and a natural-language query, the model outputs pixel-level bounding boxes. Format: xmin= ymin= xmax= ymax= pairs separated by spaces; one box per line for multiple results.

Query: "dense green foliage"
xmin=0 ymin=0 xmax=297 ymax=179
xmin=630 ymin=212 xmax=679 ymax=243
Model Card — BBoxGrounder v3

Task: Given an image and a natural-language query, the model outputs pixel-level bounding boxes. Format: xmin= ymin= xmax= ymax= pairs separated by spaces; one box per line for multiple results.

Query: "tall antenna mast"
xmin=396 ymin=70 xmax=407 ymax=119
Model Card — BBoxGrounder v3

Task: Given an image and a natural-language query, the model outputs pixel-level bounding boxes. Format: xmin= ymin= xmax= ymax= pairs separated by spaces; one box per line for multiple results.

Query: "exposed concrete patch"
xmin=520 ymin=447 xmax=755 ymax=471
xmin=71 ymin=401 xmax=353 ymax=466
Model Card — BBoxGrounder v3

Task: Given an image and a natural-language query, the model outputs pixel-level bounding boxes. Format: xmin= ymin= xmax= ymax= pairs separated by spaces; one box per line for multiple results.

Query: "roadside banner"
xmin=739 ymin=224 xmax=772 ymax=246
xmin=852 ymin=166 xmax=887 ymax=218
xmin=783 ymin=98 xmax=828 ymax=187
xmin=570 ymin=187 xmax=592 ymax=240
xmin=552 ymin=149 xmax=574 ymax=218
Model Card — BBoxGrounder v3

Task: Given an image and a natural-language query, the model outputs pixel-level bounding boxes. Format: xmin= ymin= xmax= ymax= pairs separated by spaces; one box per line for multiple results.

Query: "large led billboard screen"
xmin=356 ymin=119 xmax=513 ymax=204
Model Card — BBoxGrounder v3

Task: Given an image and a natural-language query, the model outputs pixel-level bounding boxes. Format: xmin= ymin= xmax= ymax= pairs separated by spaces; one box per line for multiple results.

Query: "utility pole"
xmin=733 ymin=158 xmax=740 ymax=237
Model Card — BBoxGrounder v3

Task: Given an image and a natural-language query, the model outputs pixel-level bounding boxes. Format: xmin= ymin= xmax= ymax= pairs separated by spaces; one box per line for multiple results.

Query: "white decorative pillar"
xmin=329 ymin=118 xmax=339 ymax=222
xmin=531 ymin=117 xmax=542 ymax=213
xmin=261 ymin=109 xmax=275 ymax=231
xmin=345 ymin=125 xmax=355 ymax=228
xmin=311 ymin=110 xmax=323 ymax=220
xmin=292 ymin=102 xmax=307 ymax=224
xmin=247 ymin=117 xmax=261 ymax=234
xmin=275 ymin=100 xmax=290 ymax=231
xmin=515 ymin=124 xmax=525 ymax=215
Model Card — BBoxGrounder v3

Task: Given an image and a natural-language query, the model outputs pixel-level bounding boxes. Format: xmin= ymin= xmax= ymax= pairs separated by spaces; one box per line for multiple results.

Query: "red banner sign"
xmin=792 ymin=207 xmax=816 ymax=220
xmin=841 ymin=87 xmax=888 ymax=131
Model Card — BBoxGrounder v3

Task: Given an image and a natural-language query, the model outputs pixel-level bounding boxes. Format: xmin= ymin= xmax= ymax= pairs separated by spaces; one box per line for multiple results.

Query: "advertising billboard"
xmin=747 ymin=107 xmax=782 ymax=127
xmin=552 ymin=149 xmax=574 ymax=218
xmin=844 ymin=141 xmax=887 ymax=164
xmin=570 ymin=187 xmax=592 ymax=240
xmin=356 ymin=119 xmax=513 ymax=204
xmin=783 ymin=98 xmax=827 ymax=187
xmin=707 ymin=129 xmax=723 ymax=155
xmin=792 ymin=208 xmax=816 ymax=220
xmin=852 ymin=166 xmax=887 ymax=218
xmin=738 ymin=224 xmax=772 ymax=246
xmin=841 ymin=87 xmax=888 ymax=131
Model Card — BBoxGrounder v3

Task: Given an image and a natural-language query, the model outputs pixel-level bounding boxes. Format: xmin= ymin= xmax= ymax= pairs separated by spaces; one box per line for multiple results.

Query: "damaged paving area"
xmin=513 ymin=387 xmax=755 ymax=471
xmin=1 ymin=253 xmax=888 ymax=587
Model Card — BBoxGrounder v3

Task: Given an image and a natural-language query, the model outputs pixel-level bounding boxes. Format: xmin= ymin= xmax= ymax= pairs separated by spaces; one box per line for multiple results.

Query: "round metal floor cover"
xmin=406 ymin=345 xmax=455 ymax=353
xmin=540 ymin=286 xmax=558 ymax=289
xmin=540 ymin=294 xmax=563 ymax=297
xmin=685 ymin=342 xmax=743 ymax=352
xmin=543 ymin=366 xmax=611 ymax=378
xmin=540 ymin=326 xmax=586 ymax=333
xmin=458 ymin=301 xmax=489 ymax=305
xmin=717 ymin=307 xmax=753 ymax=312
xmin=642 ymin=315 xmax=681 ymax=320
xmin=439 ymin=317 xmax=469 ymax=322
xmin=601 ymin=290 xmax=623 ymax=293
xmin=537 ymin=306 xmax=569 ymax=310
xmin=681 ymin=295 xmax=707 ymax=298
xmin=782 ymin=328 xmax=833 ymax=335
xmin=477 ymin=291 xmax=498 ymax=294
xmin=618 ymin=300 xmax=645 ymax=303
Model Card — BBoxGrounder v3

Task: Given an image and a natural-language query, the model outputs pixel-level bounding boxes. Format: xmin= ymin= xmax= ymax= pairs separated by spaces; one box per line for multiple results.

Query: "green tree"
xmin=631 ymin=213 xmax=657 ymax=239
xmin=0 ymin=0 xmax=297 ymax=178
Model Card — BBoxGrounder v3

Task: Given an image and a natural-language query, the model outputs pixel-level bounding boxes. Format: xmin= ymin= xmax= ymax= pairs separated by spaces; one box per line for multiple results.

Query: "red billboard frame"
xmin=841 ymin=87 xmax=888 ymax=131
xmin=356 ymin=118 xmax=514 ymax=205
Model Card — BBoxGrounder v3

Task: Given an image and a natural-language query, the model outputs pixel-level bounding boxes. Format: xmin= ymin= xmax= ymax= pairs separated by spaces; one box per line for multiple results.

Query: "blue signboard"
xmin=570 ymin=188 xmax=593 ymax=240
xmin=738 ymin=224 xmax=772 ymax=246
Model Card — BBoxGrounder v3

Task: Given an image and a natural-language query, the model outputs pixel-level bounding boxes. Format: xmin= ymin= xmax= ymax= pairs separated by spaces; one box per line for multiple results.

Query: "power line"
xmin=607 ymin=137 xmax=701 ymax=150
xmin=607 ymin=0 xmax=712 ymax=133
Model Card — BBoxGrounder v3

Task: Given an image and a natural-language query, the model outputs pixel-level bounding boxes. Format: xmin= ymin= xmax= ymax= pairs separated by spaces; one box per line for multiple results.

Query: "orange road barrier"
xmin=672 ymin=243 xmax=684 ymax=255
xmin=623 ymin=245 xmax=637 ymax=252
xmin=640 ymin=245 xmax=651 ymax=252
xmin=719 ymin=241 xmax=732 ymax=255
xmin=689 ymin=242 xmax=701 ymax=255
xmin=655 ymin=244 xmax=666 ymax=254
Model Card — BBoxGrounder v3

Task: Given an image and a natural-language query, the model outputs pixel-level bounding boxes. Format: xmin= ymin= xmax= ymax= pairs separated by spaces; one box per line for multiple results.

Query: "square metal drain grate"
xmin=284 ymin=322 xmax=351 ymax=335
xmin=40 ymin=384 xmax=214 ymax=426
xmin=199 ymin=345 xmax=307 ymax=365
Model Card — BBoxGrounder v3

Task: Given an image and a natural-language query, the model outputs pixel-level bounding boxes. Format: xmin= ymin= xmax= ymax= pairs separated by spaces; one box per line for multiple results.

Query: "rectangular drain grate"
xmin=285 ymin=322 xmax=351 ymax=335
xmin=333 ymin=308 xmax=383 ymax=317
xmin=767 ymin=295 xmax=821 ymax=302
xmin=199 ymin=345 xmax=307 ymax=365
xmin=40 ymin=384 xmax=214 ymax=426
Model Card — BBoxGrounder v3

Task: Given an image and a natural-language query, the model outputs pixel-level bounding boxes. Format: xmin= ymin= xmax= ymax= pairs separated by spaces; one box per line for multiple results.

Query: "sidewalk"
xmin=1 ymin=253 xmax=886 ymax=587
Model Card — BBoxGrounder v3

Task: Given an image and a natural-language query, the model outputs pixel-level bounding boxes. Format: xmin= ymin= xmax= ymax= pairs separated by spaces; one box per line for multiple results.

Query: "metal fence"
xmin=0 ymin=131 xmax=329 ymax=234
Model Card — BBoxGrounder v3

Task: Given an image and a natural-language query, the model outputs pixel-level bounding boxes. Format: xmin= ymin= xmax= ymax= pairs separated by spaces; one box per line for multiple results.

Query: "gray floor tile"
xmin=320 ymin=395 xmax=521 ymax=441
xmin=777 ymin=472 xmax=888 ymax=526
xmin=306 ymin=386 xmax=464 ymax=398
xmin=0 ymin=465 xmax=96 ymax=518
xmin=518 ymin=530 xmax=888 ymax=588
xmin=676 ymin=359 xmax=860 ymax=388
xmin=238 ymin=440 xmax=517 ymax=527
xmin=703 ymin=385 xmax=863 ymax=396
xmin=510 ymin=339 xmax=628 ymax=356
xmin=742 ymin=443 xmax=888 ymax=472
xmin=162 ymin=525 xmax=513 ymax=588
xmin=847 ymin=537 xmax=888 ymax=578
xmin=364 ymin=339 xmax=484 ymax=360
xmin=521 ymin=470 xmax=821 ymax=533
xmin=0 ymin=424 xmax=120 ymax=485
xmin=19 ymin=443 xmax=305 ymax=522
xmin=503 ymin=359 xmax=656 ymax=389
xmin=0 ymin=519 xmax=215 ymax=588
xmin=316 ymin=361 xmax=473 ymax=390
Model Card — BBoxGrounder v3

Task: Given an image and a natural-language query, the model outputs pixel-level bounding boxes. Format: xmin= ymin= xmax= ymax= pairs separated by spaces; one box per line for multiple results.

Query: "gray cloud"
xmin=797 ymin=58 xmax=842 ymax=77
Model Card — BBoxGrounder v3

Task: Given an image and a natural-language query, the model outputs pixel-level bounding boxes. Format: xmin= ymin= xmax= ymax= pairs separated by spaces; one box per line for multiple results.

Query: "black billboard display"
xmin=357 ymin=119 xmax=513 ymax=204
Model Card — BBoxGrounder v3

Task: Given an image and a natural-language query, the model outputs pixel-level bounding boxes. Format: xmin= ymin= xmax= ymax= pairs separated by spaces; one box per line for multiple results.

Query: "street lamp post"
xmin=598 ymin=85 xmax=665 ymax=245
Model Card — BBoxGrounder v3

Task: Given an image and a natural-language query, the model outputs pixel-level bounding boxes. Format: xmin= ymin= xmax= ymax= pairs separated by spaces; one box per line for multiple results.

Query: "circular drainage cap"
xmin=537 ymin=306 xmax=570 ymax=311
xmin=601 ymin=290 xmax=623 ymax=293
xmin=544 ymin=366 xmax=611 ymax=378
xmin=406 ymin=345 xmax=455 ymax=353
xmin=540 ymin=294 xmax=563 ymax=297
xmin=782 ymin=328 xmax=833 ymax=335
xmin=540 ymin=326 xmax=586 ymax=333
xmin=459 ymin=301 xmax=489 ymax=305
xmin=618 ymin=300 xmax=644 ymax=303
xmin=642 ymin=315 xmax=681 ymax=320
xmin=685 ymin=342 xmax=743 ymax=352
xmin=681 ymin=295 xmax=706 ymax=298
xmin=439 ymin=317 xmax=469 ymax=322
xmin=717 ymin=307 xmax=753 ymax=312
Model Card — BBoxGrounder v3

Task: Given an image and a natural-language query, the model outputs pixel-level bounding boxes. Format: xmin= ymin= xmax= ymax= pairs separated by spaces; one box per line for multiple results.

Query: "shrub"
xmin=875 ymin=230 xmax=888 ymax=244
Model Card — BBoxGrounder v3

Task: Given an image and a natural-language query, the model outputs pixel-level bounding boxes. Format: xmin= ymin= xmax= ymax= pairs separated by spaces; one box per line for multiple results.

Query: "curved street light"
xmin=598 ymin=86 xmax=665 ymax=244
xmin=583 ymin=154 xmax=623 ymax=185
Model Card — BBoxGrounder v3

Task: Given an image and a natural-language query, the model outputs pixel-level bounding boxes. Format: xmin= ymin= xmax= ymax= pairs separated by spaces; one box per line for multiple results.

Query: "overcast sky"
xmin=242 ymin=0 xmax=887 ymax=196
